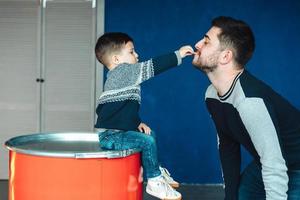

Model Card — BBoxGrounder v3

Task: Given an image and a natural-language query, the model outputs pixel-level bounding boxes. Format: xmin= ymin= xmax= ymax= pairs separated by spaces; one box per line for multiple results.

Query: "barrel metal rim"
xmin=5 ymin=132 xmax=140 ymax=159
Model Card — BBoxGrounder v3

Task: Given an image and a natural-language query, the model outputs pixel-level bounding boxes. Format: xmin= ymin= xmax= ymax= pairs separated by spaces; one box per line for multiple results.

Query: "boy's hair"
xmin=212 ymin=16 xmax=255 ymax=67
xmin=95 ymin=32 xmax=133 ymax=66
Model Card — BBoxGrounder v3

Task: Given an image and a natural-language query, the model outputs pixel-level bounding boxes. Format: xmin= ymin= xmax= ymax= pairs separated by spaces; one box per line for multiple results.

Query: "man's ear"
xmin=220 ymin=49 xmax=233 ymax=65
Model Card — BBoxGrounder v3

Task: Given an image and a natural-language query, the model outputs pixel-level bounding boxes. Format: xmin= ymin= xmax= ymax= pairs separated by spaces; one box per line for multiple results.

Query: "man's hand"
xmin=138 ymin=123 xmax=151 ymax=135
xmin=179 ymin=45 xmax=195 ymax=58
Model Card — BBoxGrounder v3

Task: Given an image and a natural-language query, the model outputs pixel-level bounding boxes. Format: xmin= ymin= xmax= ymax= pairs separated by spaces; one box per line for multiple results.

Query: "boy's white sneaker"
xmin=146 ymin=176 xmax=182 ymax=200
xmin=160 ymin=166 xmax=180 ymax=188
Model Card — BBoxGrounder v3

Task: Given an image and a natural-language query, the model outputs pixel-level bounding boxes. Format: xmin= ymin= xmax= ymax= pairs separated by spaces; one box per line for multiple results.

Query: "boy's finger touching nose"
xmin=186 ymin=46 xmax=196 ymax=55
xmin=187 ymin=46 xmax=195 ymax=53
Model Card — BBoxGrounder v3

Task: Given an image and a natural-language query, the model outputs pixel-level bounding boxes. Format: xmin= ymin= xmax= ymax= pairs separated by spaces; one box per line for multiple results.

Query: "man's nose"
xmin=195 ymin=41 xmax=203 ymax=50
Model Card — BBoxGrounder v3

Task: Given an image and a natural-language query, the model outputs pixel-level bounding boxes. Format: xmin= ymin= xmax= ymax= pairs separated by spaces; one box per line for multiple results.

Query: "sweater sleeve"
xmin=137 ymin=51 xmax=181 ymax=84
xmin=101 ymin=51 xmax=180 ymax=98
xmin=152 ymin=51 xmax=181 ymax=75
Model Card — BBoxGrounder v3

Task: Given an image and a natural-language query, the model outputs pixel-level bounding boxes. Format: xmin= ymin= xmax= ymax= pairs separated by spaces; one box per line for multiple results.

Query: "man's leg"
xmin=238 ymin=161 xmax=265 ymax=200
xmin=287 ymin=170 xmax=300 ymax=200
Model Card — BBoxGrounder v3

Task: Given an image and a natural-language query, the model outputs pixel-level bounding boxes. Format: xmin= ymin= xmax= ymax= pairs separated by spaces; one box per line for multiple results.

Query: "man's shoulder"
xmin=239 ymin=70 xmax=274 ymax=98
xmin=205 ymin=84 xmax=218 ymax=99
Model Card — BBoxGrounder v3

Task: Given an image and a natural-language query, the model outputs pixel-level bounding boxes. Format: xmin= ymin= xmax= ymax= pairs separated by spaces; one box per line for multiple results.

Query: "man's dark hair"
xmin=212 ymin=16 xmax=255 ymax=67
xmin=95 ymin=32 xmax=133 ymax=66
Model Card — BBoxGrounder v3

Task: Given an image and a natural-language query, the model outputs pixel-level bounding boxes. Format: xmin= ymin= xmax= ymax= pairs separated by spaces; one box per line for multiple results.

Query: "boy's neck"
xmin=106 ymin=63 xmax=118 ymax=71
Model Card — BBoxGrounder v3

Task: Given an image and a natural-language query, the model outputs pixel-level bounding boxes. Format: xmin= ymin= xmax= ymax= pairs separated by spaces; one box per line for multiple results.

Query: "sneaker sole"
xmin=146 ymin=188 xmax=182 ymax=200
xmin=169 ymin=182 xmax=180 ymax=188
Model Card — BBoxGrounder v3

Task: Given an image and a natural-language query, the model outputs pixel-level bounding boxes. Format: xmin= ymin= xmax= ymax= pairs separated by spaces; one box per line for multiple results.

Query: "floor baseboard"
xmin=1 ymin=180 xmax=224 ymax=200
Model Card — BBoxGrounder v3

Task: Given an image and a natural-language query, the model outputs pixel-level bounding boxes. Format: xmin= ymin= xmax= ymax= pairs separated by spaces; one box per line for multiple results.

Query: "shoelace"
xmin=157 ymin=180 xmax=177 ymax=197
xmin=161 ymin=167 xmax=171 ymax=176
xmin=160 ymin=167 xmax=175 ymax=182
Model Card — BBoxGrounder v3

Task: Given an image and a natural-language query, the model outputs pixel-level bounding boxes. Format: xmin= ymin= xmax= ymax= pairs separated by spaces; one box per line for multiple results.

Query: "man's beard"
xmin=193 ymin=63 xmax=217 ymax=74
xmin=192 ymin=50 xmax=220 ymax=74
xmin=192 ymin=56 xmax=218 ymax=74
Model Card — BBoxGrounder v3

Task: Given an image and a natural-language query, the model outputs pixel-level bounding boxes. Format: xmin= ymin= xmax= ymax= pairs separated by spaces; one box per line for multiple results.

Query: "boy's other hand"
xmin=138 ymin=123 xmax=151 ymax=135
xmin=179 ymin=45 xmax=195 ymax=58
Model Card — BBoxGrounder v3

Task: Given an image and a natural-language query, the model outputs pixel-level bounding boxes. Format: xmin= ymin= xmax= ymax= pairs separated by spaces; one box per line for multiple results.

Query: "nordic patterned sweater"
xmin=205 ymin=70 xmax=300 ymax=200
xmin=95 ymin=51 xmax=181 ymax=131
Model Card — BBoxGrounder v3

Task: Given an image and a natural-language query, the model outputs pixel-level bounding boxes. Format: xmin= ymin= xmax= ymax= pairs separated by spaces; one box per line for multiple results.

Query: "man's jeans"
xmin=98 ymin=130 xmax=161 ymax=179
xmin=238 ymin=161 xmax=300 ymax=199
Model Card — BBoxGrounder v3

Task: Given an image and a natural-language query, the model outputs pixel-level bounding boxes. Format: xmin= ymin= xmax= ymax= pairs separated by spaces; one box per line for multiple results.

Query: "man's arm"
xmin=206 ymin=97 xmax=241 ymax=200
xmin=218 ymin=130 xmax=241 ymax=200
xmin=238 ymin=98 xmax=288 ymax=200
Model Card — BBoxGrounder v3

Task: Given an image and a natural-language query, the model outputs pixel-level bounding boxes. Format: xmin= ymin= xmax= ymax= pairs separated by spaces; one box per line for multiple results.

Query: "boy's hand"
xmin=179 ymin=45 xmax=195 ymax=58
xmin=138 ymin=123 xmax=151 ymax=135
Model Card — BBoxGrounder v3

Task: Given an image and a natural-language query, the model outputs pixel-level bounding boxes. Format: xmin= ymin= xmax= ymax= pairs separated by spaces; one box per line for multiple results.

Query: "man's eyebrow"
xmin=204 ymin=35 xmax=210 ymax=40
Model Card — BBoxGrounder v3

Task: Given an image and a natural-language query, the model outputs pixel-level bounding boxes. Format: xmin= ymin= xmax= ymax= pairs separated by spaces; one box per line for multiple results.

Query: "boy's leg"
xmin=149 ymin=130 xmax=179 ymax=188
xmin=99 ymin=130 xmax=181 ymax=200
xmin=99 ymin=130 xmax=161 ymax=178
xmin=238 ymin=161 xmax=265 ymax=200
xmin=142 ymin=130 xmax=157 ymax=179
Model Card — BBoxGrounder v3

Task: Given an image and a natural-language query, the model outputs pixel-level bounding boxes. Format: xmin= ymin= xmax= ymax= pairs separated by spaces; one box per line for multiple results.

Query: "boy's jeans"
xmin=98 ymin=130 xmax=161 ymax=179
xmin=238 ymin=161 xmax=300 ymax=200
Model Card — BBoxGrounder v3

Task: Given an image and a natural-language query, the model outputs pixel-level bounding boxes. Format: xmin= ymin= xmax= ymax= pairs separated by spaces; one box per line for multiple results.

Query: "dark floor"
xmin=1 ymin=180 xmax=224 ymax=200
xmin=143 ymin=183 xmax=224 ymax=200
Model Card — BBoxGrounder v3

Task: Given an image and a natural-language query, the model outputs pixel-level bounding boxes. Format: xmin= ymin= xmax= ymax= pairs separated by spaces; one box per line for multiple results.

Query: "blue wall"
xmin=104 ymin=0 xmax=300 ymax=183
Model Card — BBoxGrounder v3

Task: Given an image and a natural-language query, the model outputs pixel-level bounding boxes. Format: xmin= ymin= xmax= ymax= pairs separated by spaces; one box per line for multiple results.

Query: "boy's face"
xmin=116 ymin=41 xmax=139 ymax=64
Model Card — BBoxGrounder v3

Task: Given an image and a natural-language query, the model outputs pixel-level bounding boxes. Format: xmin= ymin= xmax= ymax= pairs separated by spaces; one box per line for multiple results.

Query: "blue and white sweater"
xmin=95 ymin=51 xmax=181 ymax=131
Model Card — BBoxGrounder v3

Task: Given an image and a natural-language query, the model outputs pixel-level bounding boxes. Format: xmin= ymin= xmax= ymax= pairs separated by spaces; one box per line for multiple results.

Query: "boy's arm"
xmin=137 ymin=45 xmax=194 ymax=84
xmin=103 ymin=46 xmax=194 ymax=90
xmin=153 ymin=45 xmax=194 ymax=75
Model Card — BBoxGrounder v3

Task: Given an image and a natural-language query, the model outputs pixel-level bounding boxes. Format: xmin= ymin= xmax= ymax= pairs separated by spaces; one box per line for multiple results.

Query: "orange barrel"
xmin=5 ymin=132 xmax=142 ymax=200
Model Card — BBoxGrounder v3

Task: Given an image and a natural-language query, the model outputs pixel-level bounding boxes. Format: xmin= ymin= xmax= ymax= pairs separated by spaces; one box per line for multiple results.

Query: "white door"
xmin=0 ymin=0 xmax=40 ymax=179
xmin=0 ymin=0 xmax=104 ymax=179
xmin=42 ymin=0 xmax=96 ymax=132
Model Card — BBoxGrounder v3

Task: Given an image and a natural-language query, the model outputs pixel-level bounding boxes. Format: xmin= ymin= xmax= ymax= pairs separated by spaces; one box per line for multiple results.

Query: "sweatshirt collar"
xmin=218 ymin=71 xmax=243 ymax=101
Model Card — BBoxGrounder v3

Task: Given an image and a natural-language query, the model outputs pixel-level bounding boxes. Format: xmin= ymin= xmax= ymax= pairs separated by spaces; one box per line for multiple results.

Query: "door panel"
xmin=0 ymin=1 xmax=39 ymax=179
xmin=42 ymin=1 xmax=95 ymax=131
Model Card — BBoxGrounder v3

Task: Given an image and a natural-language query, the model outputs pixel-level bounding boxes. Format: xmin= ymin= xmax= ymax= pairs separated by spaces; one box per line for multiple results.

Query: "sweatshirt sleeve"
xmin=218 ymin=129 xmax=241 ymax=200
xmin=237 ymin=98 xmax=288 ymax=200
xmin=206 ymin=96 xmax=241 ymax=200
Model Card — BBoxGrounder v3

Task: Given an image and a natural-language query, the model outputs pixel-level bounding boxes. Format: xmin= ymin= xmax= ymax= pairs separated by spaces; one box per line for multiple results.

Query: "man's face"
xmin=192 ymin=26 xmax=222 ymax=73
xmin=117 ymin=41 xmax=139 ymax=64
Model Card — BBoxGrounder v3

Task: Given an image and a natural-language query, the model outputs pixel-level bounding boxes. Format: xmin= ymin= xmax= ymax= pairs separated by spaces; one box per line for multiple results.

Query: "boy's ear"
xmin=219 ymin=49 xmax=233 ymax=65
xmin=111 ymin=54 xmax=120 ymax=65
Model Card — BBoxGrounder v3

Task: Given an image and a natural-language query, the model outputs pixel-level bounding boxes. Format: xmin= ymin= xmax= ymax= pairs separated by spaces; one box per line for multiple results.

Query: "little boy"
xmin=94 ymin=32 xmax=194 ymax=200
